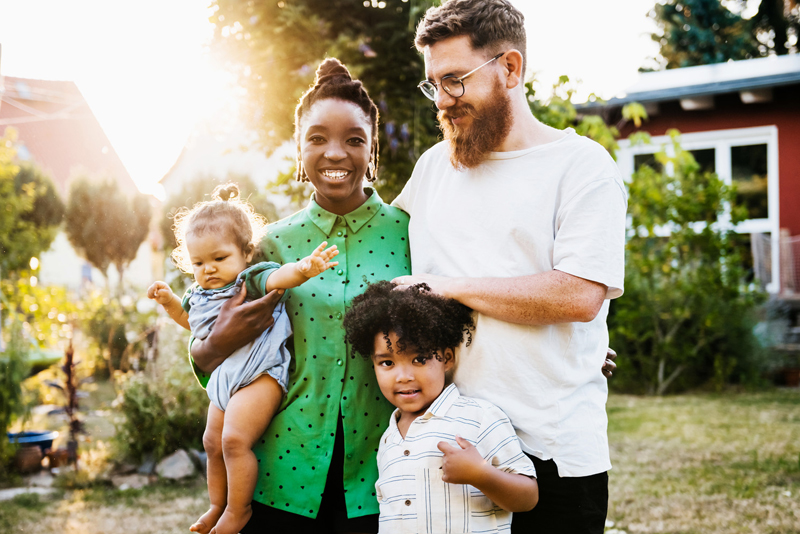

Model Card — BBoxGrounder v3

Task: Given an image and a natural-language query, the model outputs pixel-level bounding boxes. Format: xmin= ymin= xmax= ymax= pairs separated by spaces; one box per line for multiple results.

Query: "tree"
xmin=64 ymin=177 xmax=152 ymax=291
xmin=647 ymin=0 xmax=799 ymax=70
xmin=647 ymin=0 xmax=761 ymax=69
xmin=752 ymin=0 xmax=800 ymax=56
xmin=209 ymin=0 xmax=440 ymax=202
xmin=0 ymin=129 xmax=64 ymax=274
xmin=608 ymin=131 xmax=765 ymax=394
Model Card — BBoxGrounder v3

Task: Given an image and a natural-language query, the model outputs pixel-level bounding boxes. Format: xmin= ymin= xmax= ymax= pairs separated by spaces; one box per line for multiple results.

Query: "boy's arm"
xmin=265 ymin=241 xmax=338 ymax=292
xmin=438 ymin=436 xmax=538 ymax=512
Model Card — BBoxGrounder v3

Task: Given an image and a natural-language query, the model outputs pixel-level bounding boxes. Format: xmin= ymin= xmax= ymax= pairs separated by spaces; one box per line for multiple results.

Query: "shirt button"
xmin=404 ymin=500 xmax=411 ymax=506
xmin=346 ymin=453 xmax=353 ymax=460
xmin=335 ymin=312 xmax=343 ymax=320
xmin=403 ymin=450 xmax=410 ymax=456
xmin=337 ymin=269 xmax=344 ymax=276
xmin=336 ymin=359 xmax=343 ymax=366
xmin=336 ymin=231 xmax=343 ymax=237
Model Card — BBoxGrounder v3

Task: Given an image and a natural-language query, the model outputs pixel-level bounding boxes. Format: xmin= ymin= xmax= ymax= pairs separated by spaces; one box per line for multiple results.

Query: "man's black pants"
xmin=511 ymin=455 xmax=608 ymax=534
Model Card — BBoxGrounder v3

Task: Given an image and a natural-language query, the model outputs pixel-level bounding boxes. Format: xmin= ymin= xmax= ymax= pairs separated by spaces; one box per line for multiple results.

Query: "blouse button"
xmin=335 ymin=312 xmax=343 ymax=320
xmin=336 ymin=359 xmax=343 ymax=366
xmin=337 ymin=269 xmax=344 ymax=276
xmin=403 ymin=450 xmax=410 ymax=456
xmin=337 ymin=231 xmax=343 ymax=237
xmin=404 ymin=500 xmax=411 ymax=507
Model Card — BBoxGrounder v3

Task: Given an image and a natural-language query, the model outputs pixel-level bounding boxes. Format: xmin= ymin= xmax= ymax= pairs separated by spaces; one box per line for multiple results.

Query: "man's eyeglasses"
xmin=418 ymin=52 xmax=505 ymax=101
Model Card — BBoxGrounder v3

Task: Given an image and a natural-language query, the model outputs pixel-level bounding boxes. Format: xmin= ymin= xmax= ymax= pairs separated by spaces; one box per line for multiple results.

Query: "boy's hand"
xmin=298 ymin=241 xmax=339 ymax=279
xmin=437 ymin=435 xmax=490 ymax=485
xmin=147 ymin=281 xmax=174 ymax=305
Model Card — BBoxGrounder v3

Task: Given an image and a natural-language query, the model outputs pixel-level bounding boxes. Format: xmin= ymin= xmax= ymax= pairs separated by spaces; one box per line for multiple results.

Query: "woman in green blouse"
xmin=190 ymin=58 xmax=409 ymax=533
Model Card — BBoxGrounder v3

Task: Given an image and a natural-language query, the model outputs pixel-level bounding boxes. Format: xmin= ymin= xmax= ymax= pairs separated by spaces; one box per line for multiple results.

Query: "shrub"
xmin=0 ymin=325 xmax=31 ymax=478
xmin=113 ymin=321 xmax=207 ymax=462
xmin=608 ymin=131 xmax=766 ymax=394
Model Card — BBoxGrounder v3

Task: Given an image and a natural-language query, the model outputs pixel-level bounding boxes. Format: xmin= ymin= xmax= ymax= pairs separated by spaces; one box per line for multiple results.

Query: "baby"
xmin=147 ymin=183 xmax=338 ymax=534
xmin=343 ymin=281 xmax=538 ymax=534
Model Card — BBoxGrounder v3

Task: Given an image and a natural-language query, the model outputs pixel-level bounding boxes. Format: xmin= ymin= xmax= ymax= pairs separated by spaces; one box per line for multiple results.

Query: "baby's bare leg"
xmin=211 ymin=374 xmax=283 ymax=534
xmin=190 ymin=404 xmax=226 ymax=534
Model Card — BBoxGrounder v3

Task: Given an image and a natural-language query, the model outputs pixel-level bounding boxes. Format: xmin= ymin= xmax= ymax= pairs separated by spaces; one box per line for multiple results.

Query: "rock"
xmin=155 ymin=450 xmax=197 ymax=480
xmin=111 ymin=474 xmax=150 ymax=490
xmin=114 ymin=462 xmax=138 ymax=475
xmin=25 ymin=471 xmax=55 ymax=488
xmin=0 ymin=487 xmax=56 ymax=502
xmin=138 ymin=453 xmax=156 ymax=475
xmin=189 ymin=449 xmax=207 ymax=475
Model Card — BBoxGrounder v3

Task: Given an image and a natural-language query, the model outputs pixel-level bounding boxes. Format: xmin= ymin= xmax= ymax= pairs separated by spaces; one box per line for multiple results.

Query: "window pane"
xmin=634 ymin=153 xmax=661 ymax=172
xmin=731 ymin=144 xmax=768 ymax=220
xmin=689 ymin=148 xmax=715 ymax=174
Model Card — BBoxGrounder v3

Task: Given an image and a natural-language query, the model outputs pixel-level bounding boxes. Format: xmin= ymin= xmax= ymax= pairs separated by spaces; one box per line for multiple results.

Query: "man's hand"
xmin=193 ymin=284 xmax=282 ymax=373
xmin=392 ymin=273 xmax=455 ymax=298
xmin=602 ymin=348 xmax=617 ymax=378
xmin=437 ymin=436 xmax=489 ymax=485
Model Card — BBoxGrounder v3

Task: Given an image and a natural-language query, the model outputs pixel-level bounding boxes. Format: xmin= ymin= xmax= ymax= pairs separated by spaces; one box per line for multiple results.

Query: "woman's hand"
xmin=192 ymin=285 xmax=283 ymax=373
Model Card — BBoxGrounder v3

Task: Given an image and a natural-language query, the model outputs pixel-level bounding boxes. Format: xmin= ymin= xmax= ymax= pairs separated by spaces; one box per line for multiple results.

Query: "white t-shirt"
xmin=393 ymin=129 xmax=627 ymax=477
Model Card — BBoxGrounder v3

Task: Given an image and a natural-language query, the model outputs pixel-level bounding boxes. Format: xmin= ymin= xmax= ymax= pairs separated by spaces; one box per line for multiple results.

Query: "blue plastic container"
xmin=7 ymin=431 xmax=59 ymax=454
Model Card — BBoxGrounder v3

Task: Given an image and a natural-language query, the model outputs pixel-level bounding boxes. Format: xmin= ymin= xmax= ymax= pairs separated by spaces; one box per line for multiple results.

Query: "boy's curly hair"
xmin=343 ymin=281 xmax=475 ymax=362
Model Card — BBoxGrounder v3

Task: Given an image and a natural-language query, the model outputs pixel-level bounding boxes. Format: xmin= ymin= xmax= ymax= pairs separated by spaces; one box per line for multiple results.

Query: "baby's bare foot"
xmin=189 ymin=505 xmax=224 ymax=534
xmin=209 ymin=506 xmax=252 ymax=534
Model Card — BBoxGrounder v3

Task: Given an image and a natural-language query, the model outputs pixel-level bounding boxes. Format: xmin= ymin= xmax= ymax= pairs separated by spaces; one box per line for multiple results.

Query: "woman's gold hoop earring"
xmin=366 ymin=161 xmax=376 ymax=182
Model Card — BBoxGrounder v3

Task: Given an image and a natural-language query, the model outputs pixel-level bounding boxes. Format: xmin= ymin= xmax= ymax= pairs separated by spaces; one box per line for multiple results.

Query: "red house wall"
xmin=617 ymin=85 xmax=800 ymax=236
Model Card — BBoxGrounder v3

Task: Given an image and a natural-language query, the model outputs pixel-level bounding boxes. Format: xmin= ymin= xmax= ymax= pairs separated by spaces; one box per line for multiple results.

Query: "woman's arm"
xmin=191 ymin=285 xmax=283 ymax=373
xmin=437 ymin=436 xmax=538 ymax=512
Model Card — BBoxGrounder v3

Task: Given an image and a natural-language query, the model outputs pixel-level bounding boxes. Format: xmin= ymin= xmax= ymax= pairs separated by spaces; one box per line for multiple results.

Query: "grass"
xmin=607 ymin=390 xmax=800 ymax=534
xmin=0 ymin=481 xmax=208 ymax=533
xmin=1 ymin=388 xmax=798 ymax=532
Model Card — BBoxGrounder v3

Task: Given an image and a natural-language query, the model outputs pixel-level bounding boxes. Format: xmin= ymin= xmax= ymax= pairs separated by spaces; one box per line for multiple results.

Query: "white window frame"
xmin=617 ymin=125 xmax=780 ymax=292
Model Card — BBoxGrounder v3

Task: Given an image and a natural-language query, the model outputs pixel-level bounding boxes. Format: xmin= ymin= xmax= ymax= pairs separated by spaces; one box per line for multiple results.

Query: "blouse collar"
xmin=305 ymin=187 xmax=385 ymax=236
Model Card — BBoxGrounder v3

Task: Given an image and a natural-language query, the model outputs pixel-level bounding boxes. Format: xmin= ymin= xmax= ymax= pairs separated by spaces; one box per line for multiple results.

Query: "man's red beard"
xmin=437 ymin=83 xmax=513 ymax=170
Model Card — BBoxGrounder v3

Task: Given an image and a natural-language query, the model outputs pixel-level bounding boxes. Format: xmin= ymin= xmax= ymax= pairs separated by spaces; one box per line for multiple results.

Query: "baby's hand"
xmin=147 ymin=281 xmax=175 ymax=305
xmin=437 ymin=435 xmax=489 ymax=486
xmin=298 ymin=242 xmax=339 ymax=278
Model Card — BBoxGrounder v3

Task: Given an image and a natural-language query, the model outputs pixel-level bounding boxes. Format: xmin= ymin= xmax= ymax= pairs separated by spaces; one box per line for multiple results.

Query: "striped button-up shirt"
xmin=376 ymin=384 xmax=536 ymax=534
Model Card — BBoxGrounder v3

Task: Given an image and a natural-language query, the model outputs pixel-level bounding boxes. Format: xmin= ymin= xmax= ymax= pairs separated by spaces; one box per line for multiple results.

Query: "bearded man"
xmin=391 ymin=1 xmax=628 ymax=532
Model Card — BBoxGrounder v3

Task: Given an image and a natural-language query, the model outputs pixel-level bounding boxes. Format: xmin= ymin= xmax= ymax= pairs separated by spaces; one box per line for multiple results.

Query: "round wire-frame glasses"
xmin=418 ymin=52 xmax=505 ymax=101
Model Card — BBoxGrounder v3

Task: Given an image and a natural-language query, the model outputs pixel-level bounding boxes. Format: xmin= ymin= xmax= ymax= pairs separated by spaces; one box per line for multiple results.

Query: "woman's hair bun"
xmin=212 ymin=182 xmax=240 ymax=202
xmin=315 ymin=58 xmax=352 ymax=87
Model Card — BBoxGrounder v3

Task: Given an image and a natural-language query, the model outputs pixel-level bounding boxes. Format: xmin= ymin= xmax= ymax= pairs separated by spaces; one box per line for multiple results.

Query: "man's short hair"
xmin=415 ymin=0 xmax=527 ymax=72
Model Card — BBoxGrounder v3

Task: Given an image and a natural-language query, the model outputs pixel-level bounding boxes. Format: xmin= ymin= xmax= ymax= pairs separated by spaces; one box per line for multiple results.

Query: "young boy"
xmin=343 ymin=281 xmax=538 ymax=534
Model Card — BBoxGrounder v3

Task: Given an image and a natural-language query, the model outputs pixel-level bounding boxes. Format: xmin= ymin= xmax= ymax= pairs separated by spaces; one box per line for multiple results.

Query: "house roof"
xmin=0 ymin=75 xmax=137 ymax=196
xmin=585 ymin=53 xmax=800 ymax=108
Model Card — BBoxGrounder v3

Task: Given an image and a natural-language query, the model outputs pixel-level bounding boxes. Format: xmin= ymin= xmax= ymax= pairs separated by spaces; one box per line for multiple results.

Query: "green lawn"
xmin=1 ymin=390 xmax=798 ymax=533
xmin=607 ymin=391 xmax=800 ymax=534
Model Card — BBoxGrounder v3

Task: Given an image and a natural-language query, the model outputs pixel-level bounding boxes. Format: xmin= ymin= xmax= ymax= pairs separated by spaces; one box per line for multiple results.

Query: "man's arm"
xmin=393 ymin=269 xmax=607 ymax=326
xmin=191 ymin=285 xmax=283 ymax=373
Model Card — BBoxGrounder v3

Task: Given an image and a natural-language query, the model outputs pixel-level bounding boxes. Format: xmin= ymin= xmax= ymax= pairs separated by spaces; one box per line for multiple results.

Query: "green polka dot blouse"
xmin=190 ymin=188 xmax=410 ymax=519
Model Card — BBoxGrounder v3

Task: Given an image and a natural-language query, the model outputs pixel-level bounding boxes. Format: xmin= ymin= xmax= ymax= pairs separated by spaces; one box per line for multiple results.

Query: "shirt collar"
xmin=385 ymin=384 xmax=461 ymax=443
xmin=424 ymin=383 xmax=460 ymax=419
xmin=304 ymin=187 xmax=384 ymax=236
